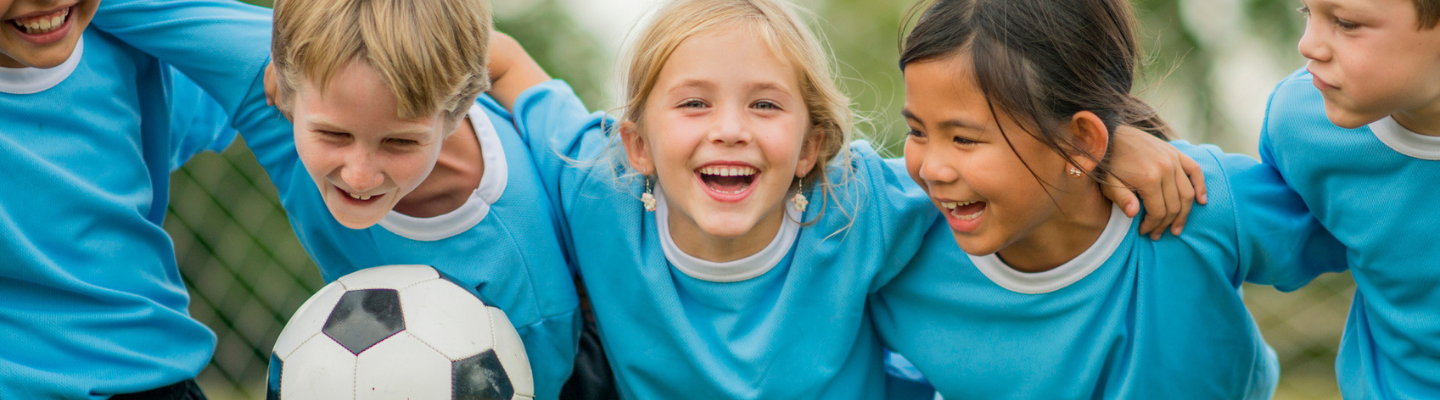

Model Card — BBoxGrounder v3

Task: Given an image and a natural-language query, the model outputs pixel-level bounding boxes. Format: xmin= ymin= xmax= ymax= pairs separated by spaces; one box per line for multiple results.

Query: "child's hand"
xmin=487 ymin=31 xmax=550 ymax=112
xmin=1102 ymin=126 xmax=1208 ymax=240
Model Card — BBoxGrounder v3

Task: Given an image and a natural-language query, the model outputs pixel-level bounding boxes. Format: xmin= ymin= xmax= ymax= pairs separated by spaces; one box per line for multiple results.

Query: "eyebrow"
xmin=901 ymin=109 xmax=987 ymax=131
xmin=307 ymin=117 xmax=432 ymax=136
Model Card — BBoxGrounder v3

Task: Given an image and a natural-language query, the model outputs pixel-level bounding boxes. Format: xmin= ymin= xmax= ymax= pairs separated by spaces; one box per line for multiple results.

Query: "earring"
xmin=641 ymin=177 xmax=657 ymax=212
xmin=1067 ymin=166 xmax=1084 ymax=178
xmin=792 ymin=179 xmax=809 ymax=213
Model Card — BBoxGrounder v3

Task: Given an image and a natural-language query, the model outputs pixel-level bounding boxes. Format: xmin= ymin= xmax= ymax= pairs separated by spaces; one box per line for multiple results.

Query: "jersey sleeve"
xmin=167 ymin=67 xmax=236 ymax=171
xmin=1177 ymin=142 xmax=1347 ymax=291
xmin=510 ymin=80 xmax=616 ymax=218
xmin=94 ymin=0 xmax=305 ymax=191
xmin=841 ymin=144 xmax=940 ymax=293
xmin=514 ymin=309 xmax=580 ymax=400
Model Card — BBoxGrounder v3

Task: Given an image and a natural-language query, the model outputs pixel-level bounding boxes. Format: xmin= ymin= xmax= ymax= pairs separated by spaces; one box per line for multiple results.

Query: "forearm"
xmin=487 ymin=32 xmax=551 ymax=112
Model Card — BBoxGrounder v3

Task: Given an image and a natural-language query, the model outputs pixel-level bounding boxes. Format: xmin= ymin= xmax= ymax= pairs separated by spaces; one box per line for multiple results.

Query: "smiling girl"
xmin=869 ymin=0 xmax=1349 ymax=398
xmin=483 ymin=0 xmax=1207 ymax=397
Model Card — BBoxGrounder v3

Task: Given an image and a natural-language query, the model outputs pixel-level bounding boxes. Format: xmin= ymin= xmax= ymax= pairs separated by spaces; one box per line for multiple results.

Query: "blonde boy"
xmin=1258 ymin=0 xmax=1440 ymax=397
xmin=93 ymin=0 xmax=581 ymax=398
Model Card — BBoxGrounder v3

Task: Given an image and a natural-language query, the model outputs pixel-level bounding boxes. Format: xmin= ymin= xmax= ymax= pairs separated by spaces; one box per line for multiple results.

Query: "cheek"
xmin=389 ymin=151 xmax=441 ymax=191
xmin=293 ymin=136 xmax=338 ymax=177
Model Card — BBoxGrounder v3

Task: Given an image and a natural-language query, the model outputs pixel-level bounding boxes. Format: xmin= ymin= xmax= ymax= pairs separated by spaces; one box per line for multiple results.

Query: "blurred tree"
xmin=496 ymin=0 xmax=609 ymax=109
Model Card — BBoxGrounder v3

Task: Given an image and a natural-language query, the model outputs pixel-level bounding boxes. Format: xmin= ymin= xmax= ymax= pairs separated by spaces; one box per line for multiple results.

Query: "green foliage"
xmin=496 ymin=0 xmax=609 ymax=109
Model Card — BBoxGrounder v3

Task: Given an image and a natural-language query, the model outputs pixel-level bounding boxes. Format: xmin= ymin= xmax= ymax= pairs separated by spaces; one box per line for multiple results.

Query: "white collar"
xmin=378 ymin=104 xmax=508 ymax=241
xmin=654 ymin=186 xmax=802 ymax=282
xmin=970 ymin=204 xmax=1132 ymax=294
xmin=1370 ymin=115 xmax=1440 ymax=160
xmin=0 ymin=37 xmax=83 ymax=95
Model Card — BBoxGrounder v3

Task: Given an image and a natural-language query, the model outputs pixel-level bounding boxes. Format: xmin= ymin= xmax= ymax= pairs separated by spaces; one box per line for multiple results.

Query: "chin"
xmin=950 ymin=233 xmax=1002 ymax=257
xmin=695 ymin=214 xmax=762 ymax=239
xmin=1322 ymin=99 xmax=1386 ymax=129
xmin=324 ymin=203 xmax=385 ymax=230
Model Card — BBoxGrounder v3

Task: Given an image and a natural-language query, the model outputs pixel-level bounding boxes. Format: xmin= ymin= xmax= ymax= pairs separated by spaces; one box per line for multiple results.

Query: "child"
xmin=91 ymin=1 xmax=581 ymax=398
xmin=0 ymin=0 xmax=238 ymax=398
xmin=868 ymin=0 xmax=1348 ymax=398
xmin=485 ymin=0 xmax=1206 ymax=397
xmin=1261 ymin=0 xmax=1440 ymax=397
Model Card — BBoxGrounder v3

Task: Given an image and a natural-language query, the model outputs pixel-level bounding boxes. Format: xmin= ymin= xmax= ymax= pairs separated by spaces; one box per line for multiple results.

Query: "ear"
xmin=795 ymin=125 xmax=825 ymax=178
xmin=620 ymin=120 xmax=656 ymax=175
xmin=266 ymin=62 xmax=295 ymax=122
xmin=1066 ymin=111 xmax=1110 ymax=174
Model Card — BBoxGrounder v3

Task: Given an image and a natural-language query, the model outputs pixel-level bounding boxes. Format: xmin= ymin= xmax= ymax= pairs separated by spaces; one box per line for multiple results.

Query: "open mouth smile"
xmin=696 ymin=164 xmax=759 ymax=201
xmin=7 ymin=5 xmax=75 ymax=44
xmin=938 ymin=199 xmax=986 ymax=233
xmin=335 ymin=185 xmax=385 ymax=204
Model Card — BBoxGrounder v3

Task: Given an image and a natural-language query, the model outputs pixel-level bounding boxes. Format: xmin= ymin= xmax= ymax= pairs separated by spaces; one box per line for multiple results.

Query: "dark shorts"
xmin=111 ymin=379 xmax=207 ymax=400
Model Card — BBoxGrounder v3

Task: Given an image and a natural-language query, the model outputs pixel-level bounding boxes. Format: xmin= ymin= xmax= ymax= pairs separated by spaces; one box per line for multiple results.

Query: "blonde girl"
xmin=483 ymin=0 xmax=1202 ymax=397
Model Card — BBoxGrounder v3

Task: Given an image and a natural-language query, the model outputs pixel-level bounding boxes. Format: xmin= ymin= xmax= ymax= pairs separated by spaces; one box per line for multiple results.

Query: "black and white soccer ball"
xmin=266 ymin=264 xmax=533 ymax=399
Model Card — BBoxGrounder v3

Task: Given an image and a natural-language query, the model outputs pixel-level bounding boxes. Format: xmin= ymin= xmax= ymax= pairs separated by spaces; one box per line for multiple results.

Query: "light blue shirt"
xmin=92 ymin=2 xmax=580 ymax=398
xmin=513 ymin=80 xmax=938 ymax=399
xmin=872 ymin=142 xmax=1347 ymax=399
xmin=0 ymin=30 xmax=235 ymax=399
xmin=1261 ymin=69 xmax=1440 ymax=399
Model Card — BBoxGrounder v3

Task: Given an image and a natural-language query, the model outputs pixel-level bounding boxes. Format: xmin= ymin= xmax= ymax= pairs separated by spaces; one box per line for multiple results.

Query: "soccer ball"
xmin=266 ymin=264 xmax=533 ymax=400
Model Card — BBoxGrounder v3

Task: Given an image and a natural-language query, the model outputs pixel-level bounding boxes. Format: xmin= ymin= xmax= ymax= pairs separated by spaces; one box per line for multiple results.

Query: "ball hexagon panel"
xmin=281 ymin=332 xmax=357 ymax=400
xmin=324 ymin=289 xmax=405 ymax=355
xmin=488 ymin=307 xmax=534 ymax=399
xmin=337 ymin=264 xmax=439 ymax=291
xmin=354 ymin=331 xmax=453 ymax=400
xmin=399 ymin=279 xmax=494 ymax=360
xmin=272 ymin=281 xmax=346 ymax=359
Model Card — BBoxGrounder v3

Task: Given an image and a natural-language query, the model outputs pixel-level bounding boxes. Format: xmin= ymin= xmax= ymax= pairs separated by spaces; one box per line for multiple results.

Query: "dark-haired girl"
xmin=870 ymin=0 xmax=1348 ymax=398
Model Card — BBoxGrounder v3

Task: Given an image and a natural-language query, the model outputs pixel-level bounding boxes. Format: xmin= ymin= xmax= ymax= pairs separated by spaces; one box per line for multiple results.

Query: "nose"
xmin=709 ymin=104 xmax=751 ymax=146
xmin=340 ymin=148 xmax=385 ymax=193
xmin=916 ymin=143 xmax=958 ymax=184
xmin=1297 ymin=19 xmax=1330 ymax=63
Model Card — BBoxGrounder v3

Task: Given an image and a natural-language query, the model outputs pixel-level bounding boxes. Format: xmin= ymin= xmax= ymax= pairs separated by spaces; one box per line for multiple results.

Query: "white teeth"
xmin=699 ymin=165 xmax=758 ymax=177
xmin=939 ymin=201 xmax=976 ymax=210
xmin=14 ymin=8 xmax=67 ymax=34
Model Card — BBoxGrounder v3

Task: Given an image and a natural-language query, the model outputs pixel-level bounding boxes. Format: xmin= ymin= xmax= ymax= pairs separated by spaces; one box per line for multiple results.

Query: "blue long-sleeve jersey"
xmin=512 ymin=80 xmax=938 ymax=399
xmin=871 ymin=142 xmax=1347 ymax=399
xmin=1261 ymin=69 xmax=1440 ymax=399
xmin=0 ymin=30 xmax=236 ymax=398
xmin=91 ymin=2 xmax=580 ymax=398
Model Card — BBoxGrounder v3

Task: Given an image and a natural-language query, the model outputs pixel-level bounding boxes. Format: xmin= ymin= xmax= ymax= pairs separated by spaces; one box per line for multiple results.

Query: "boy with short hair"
xmin=92 ymin=0 xmax=582 ymax=399
xmin=0 ymin=0 xmax=238 ymax=398
xmin=1259 ymin=0 xmax=1440 ymax=397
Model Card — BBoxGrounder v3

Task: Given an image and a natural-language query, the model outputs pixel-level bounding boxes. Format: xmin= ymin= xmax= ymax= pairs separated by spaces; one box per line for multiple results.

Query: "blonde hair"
xmin=615 ymin=0 xmax=855 ymax=221
xmin=270 ymin=0 xmax=491 ymax=127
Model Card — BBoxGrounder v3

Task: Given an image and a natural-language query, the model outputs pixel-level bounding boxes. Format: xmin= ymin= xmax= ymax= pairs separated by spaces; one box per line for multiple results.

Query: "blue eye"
xmin=679 ymin=99 xmax=707 ymax=108
xmin=753 ymin=100 xmax=781 ymax=110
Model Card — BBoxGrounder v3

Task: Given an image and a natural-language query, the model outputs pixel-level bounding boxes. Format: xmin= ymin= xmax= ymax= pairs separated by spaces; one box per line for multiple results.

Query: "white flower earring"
xmin=792 ymin=178 xmax=809 ymax=213
xmin=1067 ymin=166 xmax=1084 ymax=178
xmin=641 ymin=177 xmax=657 ymax=212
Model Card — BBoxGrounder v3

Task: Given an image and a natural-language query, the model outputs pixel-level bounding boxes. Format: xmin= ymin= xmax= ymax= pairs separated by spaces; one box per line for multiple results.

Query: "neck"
xmin=393 ymin=118 xmax=485 ymax=218
xmin=996 ymin=185 xmax=1113 ymax=273
xmin=666 ymin=202 xmax=787 ymax=263
xmin=1394 ymin=99 xmax=1440 ymax=137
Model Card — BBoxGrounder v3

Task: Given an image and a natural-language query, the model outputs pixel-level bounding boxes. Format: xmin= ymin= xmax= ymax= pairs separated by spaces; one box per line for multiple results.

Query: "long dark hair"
xmin=901 ymin=0 xmax=1170 ymax=183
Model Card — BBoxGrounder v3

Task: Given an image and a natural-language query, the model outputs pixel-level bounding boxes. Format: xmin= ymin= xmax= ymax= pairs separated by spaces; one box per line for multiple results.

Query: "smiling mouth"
xmin=939 ymin=200 xmax=986 ymax=220
xmin=697 ymin=165 xmax=759 ymax=195
xmin=335 ymin=185 xmax=384 ymax=203
xmin=9 ymin=6 xmax=71 ymax=35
